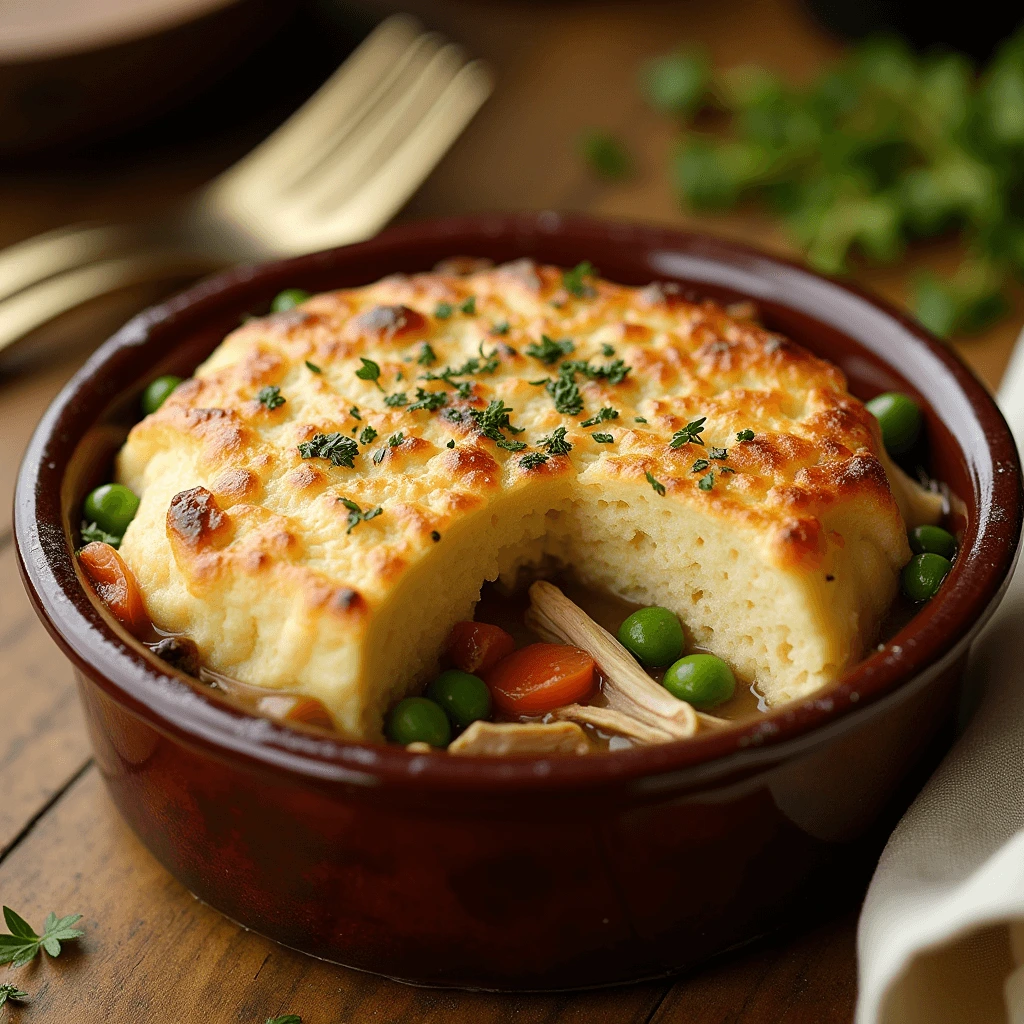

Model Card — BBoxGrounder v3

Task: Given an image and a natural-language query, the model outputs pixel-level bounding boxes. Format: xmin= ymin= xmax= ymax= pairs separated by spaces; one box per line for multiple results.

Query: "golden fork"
xmin=0 ymin=15 xmax=491 ymax=355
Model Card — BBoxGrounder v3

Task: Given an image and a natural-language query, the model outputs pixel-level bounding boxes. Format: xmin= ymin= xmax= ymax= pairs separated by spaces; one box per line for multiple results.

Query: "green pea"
xmin=618 ymin=606 xmax=684 ymax=667
xmin=83 ymin=483 xmax=140 ymax=539
xmin=271 ymin=288 xmax=311 ymax=313
xmin=865 ymin=392 xmax=922 ymax=457
xmin=141 ymin=375 xmax=183 ymax=415
xmin=662 ymin=654 xmax=735 ymax=709
xmin=385 ymin=697 xmax=451 ymax=748
xmin=426 ymin=669 xmax=492 ymax=730
xmin=909 ymin=525 xmax=957 ymax=560
xmin=902 ymin=552 xmax=951 ymax=602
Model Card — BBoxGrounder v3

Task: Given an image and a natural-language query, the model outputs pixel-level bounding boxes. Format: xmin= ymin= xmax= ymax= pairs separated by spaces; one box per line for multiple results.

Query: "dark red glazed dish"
xmin=14 ymin=214 xmax=1022 ymax=989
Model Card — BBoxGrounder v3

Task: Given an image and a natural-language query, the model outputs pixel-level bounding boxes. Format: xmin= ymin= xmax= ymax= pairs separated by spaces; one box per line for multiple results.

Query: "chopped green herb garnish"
xmin=340 ymin=498 xmax=383 ymax=534
xmin=491 ymin=320 xmax=510 ymax=335
xmin=81 ymin=521 xmax=121 ymax=548
xmin=349 ymin=406 xmax=361 ymax=420
xmin=698 ymin=471 xmax=715 ymax=491
xmin=581 ymin=406 xmax=619 ymax=427
xmin=601 ymin=343 xmax=616 ymax=357
xmin=446 ymin=439 xmax=455 ymax=448
xmin=396 ymin=370 xmax=404 ymax=381
xmin=266 ymin=1016 xmax=303 ymax=1024
xmin=443 ymin=408 xmax=464 ymax=423
xmin=359 ymin=425 xmax=378 ymax=445
xmin=691 ymin=458 xmax=710 ymax=472
xmin=526 ymin=334 xmax=575 ymax=364
xmin=547 ymin=373 xmax=584 ymax=416
xmin=356 ymin=357 xmax=383 ymax=390
xmin=670 ymin=417 xmax=707 ymax=448
xmin=646 ymin=471 xmax=666 ymax=496
xmin=408 ymin=388 xmax=448 ymax=412
xmin=421 ymin=345 xmax=500 ymax=386
xmin=431 ymin=530 xmax=441 ymax=542
xmin=519 ymin=452 xmax=549 ymax=470
xmin=257 ymin=385 xmax=286 ymax=410
xmin=417 ymin=343 xmax=437 ymax=366
xmin=559 ymin=357 xmax=631 ymax=384
xmin=471 ymin=400 xmax=528 ymax=452
xmin=384 ymin=392 xmax=408 ymax=407
xmin=373 ymin=448 xmax=386 ymax=465
xmin=538 ymin=426 xmax=573 ymax=456
xmin=305 ymin=360 xmax=322 ymax=374
xmin=0 ymin=907 xmax=83 ymax=968
xmin=592 ymin=433 xmax=614 ymax=443
xmin=563 ymin=260 xmax=597 ymax=298
xmin=298 ymin=432 xmax=359 ymax=467
xmin=736 ymin=428 xmax=755 ymax=442
xmin=435 ymin=302 xmax=453 ymax=319
xmin=708 ymin=446 xmax=728 ymax=459
xmin=388 ymin=432 xmax=404 ymax=447
xmin=460 ymin=296 xmax=477 ymax=315
xmin=0 ymin=983 xmax=28 ymax=1008
xmin=720 ymin=465 xmax=736 ymax=473
xmin=635 ymin=416 xmax=648 ymax=423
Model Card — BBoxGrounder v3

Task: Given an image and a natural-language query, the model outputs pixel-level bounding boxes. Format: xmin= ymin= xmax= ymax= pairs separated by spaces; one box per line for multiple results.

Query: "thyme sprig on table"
xmin=0 ymin=984 xmax=28 ymax=1008
xmin=0 ymin=906 xmax=83 ymax=968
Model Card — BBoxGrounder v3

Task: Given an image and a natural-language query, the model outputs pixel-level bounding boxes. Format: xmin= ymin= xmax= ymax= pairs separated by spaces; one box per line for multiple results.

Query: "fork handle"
xmin=0 ymin=247 xmax=225 ymax=353
xmin=0 ymin=221 xmax=180 ymax=305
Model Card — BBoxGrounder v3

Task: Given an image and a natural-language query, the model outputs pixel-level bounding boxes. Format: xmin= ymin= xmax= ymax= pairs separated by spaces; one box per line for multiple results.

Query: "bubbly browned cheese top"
xmin=115 ymin=259 xmax=911 ymax=734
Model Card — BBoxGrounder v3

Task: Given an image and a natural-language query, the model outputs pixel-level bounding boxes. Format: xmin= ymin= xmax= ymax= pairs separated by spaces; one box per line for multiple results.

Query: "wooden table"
xmin=0 ymin=1 xmax=1017 ymax=1020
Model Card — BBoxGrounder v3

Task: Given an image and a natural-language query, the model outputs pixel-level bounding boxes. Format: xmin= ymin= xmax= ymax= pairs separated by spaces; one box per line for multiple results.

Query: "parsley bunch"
xmin=634 ymin=33 xmax=1024 ymax=337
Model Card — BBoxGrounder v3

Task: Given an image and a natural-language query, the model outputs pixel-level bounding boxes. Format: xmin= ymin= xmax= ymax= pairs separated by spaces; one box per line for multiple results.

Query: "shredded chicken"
xmin=551 ymin=704 xmax=673 ymax=744
xmin=526 ymin=580 xmax=698 ymax=738
xmin=448 ymin=720 xmax=590 ymax=756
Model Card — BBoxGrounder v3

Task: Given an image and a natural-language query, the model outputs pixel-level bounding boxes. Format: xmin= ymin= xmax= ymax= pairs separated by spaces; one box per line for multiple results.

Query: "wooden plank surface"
xmin=0 ymin=1 xmax=1019 ymax=1021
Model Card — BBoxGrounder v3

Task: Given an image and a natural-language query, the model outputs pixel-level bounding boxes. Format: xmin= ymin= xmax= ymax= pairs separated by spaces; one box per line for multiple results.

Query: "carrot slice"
xmin=78 ymin=541 xmax=151 ymax=638
xmin=485 ymin=643 xmax=595 ymax=716
xmin=446 ymin=620 xmax=516 ymax=675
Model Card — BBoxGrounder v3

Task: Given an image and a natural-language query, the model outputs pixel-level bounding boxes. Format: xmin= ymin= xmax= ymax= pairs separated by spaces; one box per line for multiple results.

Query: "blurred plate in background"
xmin=0 ymin=0 xmax=296 ymax=155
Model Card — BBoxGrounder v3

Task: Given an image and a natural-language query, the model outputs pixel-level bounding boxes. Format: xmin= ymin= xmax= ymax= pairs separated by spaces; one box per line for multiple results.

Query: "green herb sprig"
xmin=0 ymin=907 xmax=83 ymax=968
xmin=525 ymin=335 xmax=574 ymax=364
xmin=0 ymin=984 xmax=28 ymax=1008
xmin=581 ymin=406 xmax=619 ymax=427
xmin=298 ymin=433 xmax=359 ymax=468
xmin=563 ymin=261 xmax=598 ymax=298
xmin=537 ymin=426 xmax=573 ymax=456
xmin=470 ymin=400 xmax=528 ymax=452
xmin=340 ymin=499 xmax=383 ymax=535
xmin=257 ymin=385 xmax=286 ymax=410
xmin=670 ymin=417 xmax=707 ymax=448
xmin=646 ymin=471 xmax=667 ymax=496
xmin=408 ymin=388 xmax=448 ymax=412
xmin=355 ymin=357 xmax=384 ymax=391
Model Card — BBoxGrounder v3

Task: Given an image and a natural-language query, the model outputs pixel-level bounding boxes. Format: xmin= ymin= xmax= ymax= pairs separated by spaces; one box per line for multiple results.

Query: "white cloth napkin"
xmin=856 ymin=333 xmax=1024 ymax=1024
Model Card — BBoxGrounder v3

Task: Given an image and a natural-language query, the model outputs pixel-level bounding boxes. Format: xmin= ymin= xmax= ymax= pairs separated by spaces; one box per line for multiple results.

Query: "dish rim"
xmin=14 ymin=212 xmax=1023 ymax=794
